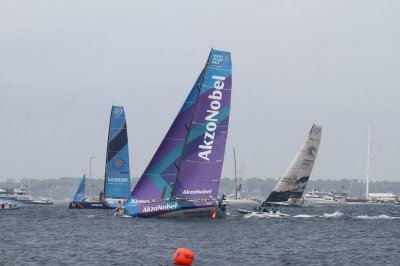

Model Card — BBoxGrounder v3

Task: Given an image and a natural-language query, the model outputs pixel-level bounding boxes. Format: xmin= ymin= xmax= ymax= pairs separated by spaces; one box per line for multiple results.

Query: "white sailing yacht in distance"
xmin=351 ymin=125 xmax=398 ymax=203
xmin=225 ymin=148 xmax=257 ymax=204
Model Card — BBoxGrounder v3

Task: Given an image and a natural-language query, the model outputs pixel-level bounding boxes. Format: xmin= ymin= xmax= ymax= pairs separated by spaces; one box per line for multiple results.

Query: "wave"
xmin=293 ymin=214 xmax=316 ymax=218
xmin=321 ymin=211 xmax=343 ymax=218
xmin=243 ymin=212 xmax=288 ymax=219
xmin=293 ymin=211 xmax=343 ymax=218
xmin=355 ymin=214 xmax=400 ymax=220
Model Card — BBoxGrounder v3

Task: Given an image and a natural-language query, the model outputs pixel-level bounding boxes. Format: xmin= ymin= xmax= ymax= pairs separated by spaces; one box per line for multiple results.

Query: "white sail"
xmin=262 ymin=124 xmax=322 ymax=206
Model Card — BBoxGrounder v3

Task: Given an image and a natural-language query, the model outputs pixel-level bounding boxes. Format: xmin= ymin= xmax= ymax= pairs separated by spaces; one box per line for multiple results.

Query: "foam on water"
xmin=355 ymin=214 xmax=400 ymax=220
xmin=293 ymin=214 xmax=317 ymax=218
xmin=243 ymin=212 xmax=287 ymax=219
xmin=321 ymin=211 xmax=343 ymax=218
xmin=293 ymin=211 xmax=343 ymax=218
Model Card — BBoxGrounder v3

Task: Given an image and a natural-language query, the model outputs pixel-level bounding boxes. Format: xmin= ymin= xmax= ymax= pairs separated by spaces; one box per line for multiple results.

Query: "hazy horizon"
xmin=1 ymin=1 xmax=399 ymax=182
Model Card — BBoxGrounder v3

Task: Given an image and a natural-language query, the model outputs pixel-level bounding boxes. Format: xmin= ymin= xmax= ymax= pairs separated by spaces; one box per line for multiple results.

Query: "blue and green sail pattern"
xmin=73 ymin=175 xmax=86 ymax=202
xmin=104 ymin=106 xmax=131 ymax=199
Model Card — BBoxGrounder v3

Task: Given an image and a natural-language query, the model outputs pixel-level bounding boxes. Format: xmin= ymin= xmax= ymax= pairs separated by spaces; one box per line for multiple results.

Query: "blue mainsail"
xmin=73 ymin=175 xmax=86 ymax=202
xmin=104 ymin=106 xmax=131 ymax=199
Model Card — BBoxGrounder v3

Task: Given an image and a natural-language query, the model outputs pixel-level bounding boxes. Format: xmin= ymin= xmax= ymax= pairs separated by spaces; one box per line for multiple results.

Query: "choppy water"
xmin=1 ymin=203 xmax=399 ymax=265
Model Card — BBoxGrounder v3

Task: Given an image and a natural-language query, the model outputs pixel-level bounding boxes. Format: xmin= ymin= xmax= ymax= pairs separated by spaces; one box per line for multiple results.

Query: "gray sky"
xmin=1 ymin=1 xmax=399 ymax=182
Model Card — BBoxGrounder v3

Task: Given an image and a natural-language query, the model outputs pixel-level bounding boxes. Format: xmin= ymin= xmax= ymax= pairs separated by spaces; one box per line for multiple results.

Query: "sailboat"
xmin=121 ymin=49 xmax=232 ymax=218
xmin=346 ymin=126 xmax=371 ymax=203
xmin=69 ymin=175 xmax=86 ymax=208
xmin=69 ymin=106 xmax=131 ymax=209
xmin=237 ymin=124 xmax=322 ymax=215
xmin=226 ymin=148 xmax=257 ymax=204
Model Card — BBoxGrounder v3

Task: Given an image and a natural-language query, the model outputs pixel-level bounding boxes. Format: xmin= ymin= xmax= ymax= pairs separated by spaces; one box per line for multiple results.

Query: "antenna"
xmin=366 ymin=125 xmax=371 ymax=200
xmin=89 ymin=156 xmax=95 ymax=200
xmin=233 ymin=147 xmax=238 ymax=200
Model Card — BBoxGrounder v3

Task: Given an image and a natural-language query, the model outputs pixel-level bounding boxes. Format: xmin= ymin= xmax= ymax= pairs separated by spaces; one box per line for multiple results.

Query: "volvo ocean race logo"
xmin=211 ymin=53 xmax=229 ymax=67
xmin=113 ymin=107 xmax=124 ymax=117
xmin=143 ymin=203 xmax=178 ymax=213
xmin=198 ymin=75 xmax=225 ymax=161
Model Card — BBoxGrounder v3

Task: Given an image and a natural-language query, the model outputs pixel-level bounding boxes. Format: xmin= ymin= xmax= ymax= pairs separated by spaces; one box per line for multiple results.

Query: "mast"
xmin=103 ymin=107 xmax=113 ymax=198
xmin=89 ymin=156 xmax=95 ymax=200
xmin=233 ymin=147 xmax=238 ymax=200
xmin=366 ymin=125 xmax=371 ymax=200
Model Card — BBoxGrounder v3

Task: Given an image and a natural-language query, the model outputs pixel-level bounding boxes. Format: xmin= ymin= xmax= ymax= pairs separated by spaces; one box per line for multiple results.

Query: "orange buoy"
xmin=173 ymin=248 xmax=195 ymax=265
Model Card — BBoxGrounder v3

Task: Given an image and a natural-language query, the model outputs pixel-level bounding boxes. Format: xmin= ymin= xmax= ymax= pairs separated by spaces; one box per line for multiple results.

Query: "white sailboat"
xmin=263 ymin=124 xmax=322 ymax=206
xmin=237 ymin=124 xmax=322 ymax=216
xmin=346 ymin=125 xmax=373 ymax=203
xmin=225 ymin=148 xmax=257 ymax=204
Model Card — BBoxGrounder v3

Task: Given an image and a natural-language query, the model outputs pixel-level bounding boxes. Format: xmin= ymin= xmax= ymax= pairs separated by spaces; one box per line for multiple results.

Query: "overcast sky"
xmin=1 ymin=1 xmax=399 ymax=182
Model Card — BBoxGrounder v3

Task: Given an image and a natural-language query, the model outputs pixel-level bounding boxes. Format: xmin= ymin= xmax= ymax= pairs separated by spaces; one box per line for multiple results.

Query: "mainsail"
xmin=104 ymin=106 xmax=131 ymax=199
xmin=73 ymin=175 xmax=86 ymax=202
xmin=126 ymin=49 xmax=232 ymax=205
xmin=262 ymin=124 xmax=322 ymax=205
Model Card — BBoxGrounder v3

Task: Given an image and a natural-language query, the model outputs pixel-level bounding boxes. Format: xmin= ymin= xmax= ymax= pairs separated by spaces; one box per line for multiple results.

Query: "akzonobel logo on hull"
xmin=143 ymin=203 xmax=178 ymax=213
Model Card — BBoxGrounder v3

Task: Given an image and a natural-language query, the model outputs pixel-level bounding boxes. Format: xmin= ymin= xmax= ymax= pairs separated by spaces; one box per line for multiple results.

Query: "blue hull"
xmin=69 ymin=201 xmax=113 ymax=209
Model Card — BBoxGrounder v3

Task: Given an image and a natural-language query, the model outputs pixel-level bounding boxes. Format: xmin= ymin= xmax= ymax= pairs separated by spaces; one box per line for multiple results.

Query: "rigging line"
xmin=91 ymin=120 xmax=108 ymax=157
xmin=348 ymin=138 xmax=365 ymax=195
xmin=80 ymin=117 xmax=108 ymax=181
xmin=104 ymin=108 xmax=114 ymax=196
xmin=171 ymin=51 xmax=213 ymax=199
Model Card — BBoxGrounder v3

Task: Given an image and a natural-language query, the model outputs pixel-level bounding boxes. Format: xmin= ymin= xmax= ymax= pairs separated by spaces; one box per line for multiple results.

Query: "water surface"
xmin=1 ymin=203 xmax=399 ymax=265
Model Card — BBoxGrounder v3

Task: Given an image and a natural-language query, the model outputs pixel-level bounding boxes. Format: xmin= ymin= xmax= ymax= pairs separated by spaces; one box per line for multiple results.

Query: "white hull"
xmin=225 ymin=198 xmax=257 ymax=204
xmin=303 ymin=199 xmax=341 ymax=204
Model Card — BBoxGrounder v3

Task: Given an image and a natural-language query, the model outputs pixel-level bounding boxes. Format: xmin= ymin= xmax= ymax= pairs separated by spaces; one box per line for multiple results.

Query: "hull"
xmin=69 ymin=201 xmax=114 ymax=209
xmin=225 ymin=198 xmax=257 ymax=204
xmin=345 ymin=198 xmax=368 ymax=203
xmin=0 ymin=206 xmax=22 ymax=210
xmin=30 ymin=199 xmax=53 ymax=205
xmin=303 ymin=199 xmax=339 ymax=204
xmin=30 ymin=201 xmax=53 ymax=205
xmin=124 ymin=200 xmax=227 ymax=218
xmin=264 ymin=201 xmax=303 ymax=207
xmin=0 ymin=197 xmax=32 ymax=205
